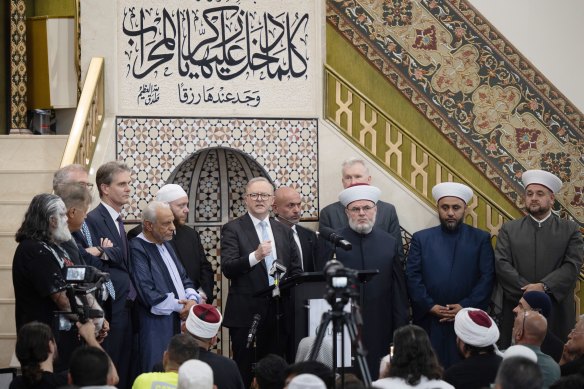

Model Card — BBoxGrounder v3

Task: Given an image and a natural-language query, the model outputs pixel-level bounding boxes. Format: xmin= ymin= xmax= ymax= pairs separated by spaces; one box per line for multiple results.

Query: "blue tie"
xmin=81 ymin=222 xmax=116 ymax=300
xmin=259 ymin=221 xmax=274 ymax=285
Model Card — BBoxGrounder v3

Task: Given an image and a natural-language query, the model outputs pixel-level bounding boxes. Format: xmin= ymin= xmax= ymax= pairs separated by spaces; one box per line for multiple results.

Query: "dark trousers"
xmin=230 ymin=302 xmax=287 ymax=389
xmin=103 ymin=300 xmax=134 ymax=389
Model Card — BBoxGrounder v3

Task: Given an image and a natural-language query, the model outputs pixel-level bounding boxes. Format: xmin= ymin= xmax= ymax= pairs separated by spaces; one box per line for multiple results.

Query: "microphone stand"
xmin=269 ymin=262 xmax=287 ymax=359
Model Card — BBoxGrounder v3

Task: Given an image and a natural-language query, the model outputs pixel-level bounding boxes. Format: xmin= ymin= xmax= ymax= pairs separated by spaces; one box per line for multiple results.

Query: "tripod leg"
xmin=341 ymin=314 xmax=372 ymax=386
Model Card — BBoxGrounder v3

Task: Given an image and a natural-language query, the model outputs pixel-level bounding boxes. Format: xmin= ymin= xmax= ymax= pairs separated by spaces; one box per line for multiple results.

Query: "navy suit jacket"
xmin=84 ymin=203 xmax=131 ymax=307
xmin=220 ymin=213 xmax=302 ymax=328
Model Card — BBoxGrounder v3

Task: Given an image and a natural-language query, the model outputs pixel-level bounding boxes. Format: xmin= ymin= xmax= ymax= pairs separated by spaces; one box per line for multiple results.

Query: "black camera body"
xmin=323 ymin=260 xmax=360 ymax=311
xmin=56 ymin=266 xmax=109 ymax=328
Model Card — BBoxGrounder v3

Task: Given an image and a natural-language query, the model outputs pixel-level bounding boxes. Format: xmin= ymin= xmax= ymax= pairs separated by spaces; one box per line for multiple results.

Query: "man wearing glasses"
xmin=406 ymin=182 xmax=495 ymax=369
xmin=330 ymin=183 xmax=409 ymax=380
xmin=560 ymin=315 xmax=584 ymax=376
xmin=220 ymin=177 xmax=302 ymax=388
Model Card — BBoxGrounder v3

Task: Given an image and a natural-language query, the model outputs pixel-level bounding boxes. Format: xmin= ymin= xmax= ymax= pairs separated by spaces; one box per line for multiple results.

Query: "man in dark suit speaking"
xmin=221 ymin=177 xmax=302 ymax=387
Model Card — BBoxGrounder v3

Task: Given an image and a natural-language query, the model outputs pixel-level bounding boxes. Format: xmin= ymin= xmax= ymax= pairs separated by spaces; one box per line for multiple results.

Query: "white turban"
xmin=185 ymin=304 xmax=222 ymax=339
xmin=178 ymin=360 xmax=213 ymax=389
xmin=454 ymin=308 xmax=499 ymax=347
xmin=432 ymin=182 xmax=473 ymax=204
xmin=522 ymin=169 xmax=562 ymax=193
xmin=156 ymin=184 xmax=188 ymax=203
xmin=338 ymin=184 xmax=381 ymax=207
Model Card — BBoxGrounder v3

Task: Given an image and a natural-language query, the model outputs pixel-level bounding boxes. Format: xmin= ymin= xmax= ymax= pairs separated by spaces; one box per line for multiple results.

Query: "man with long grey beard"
xmin=12 ymin=193 xmax=80 ymax=371
xmin=326 ymin=183 xmax=409 ymax=380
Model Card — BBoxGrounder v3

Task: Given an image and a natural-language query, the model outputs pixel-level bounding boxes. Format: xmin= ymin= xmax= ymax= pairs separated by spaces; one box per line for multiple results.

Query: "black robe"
xmin=334 ymin=227 xmax=409 ymax=380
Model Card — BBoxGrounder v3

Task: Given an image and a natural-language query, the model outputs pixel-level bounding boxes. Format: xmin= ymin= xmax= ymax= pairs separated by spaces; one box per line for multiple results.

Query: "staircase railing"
xmin=324 ymin=65 xmax=515 ymax=238
xmin=60 ymin=57 xmax=105 ymax=168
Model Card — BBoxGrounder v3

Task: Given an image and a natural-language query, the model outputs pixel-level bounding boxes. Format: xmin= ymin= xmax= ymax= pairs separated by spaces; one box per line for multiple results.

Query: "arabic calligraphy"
xmin=122 ymin=6 xmax=310 ymax=81
xmin=137 ymin=83 xmax=160 ymax=105
xmin=178 ymin=83 xmax=260 ymax=107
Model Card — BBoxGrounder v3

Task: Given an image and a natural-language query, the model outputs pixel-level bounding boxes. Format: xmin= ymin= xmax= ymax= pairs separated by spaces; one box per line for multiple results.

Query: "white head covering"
xmin=156 ymin=184 xmax=188 ymax=203
xmin=288 ymin=374 xmax=327 ymax=389
xmin=338 ymin=184 xmax=381 ymax=207
xmin=185 ymin=304 xmax=222 ymax=339
xmin=454 ymin=308 xmax=499 ymax=347
xmin=178 ymin=360 xmax=213 ymax=389
xmin=503 ymin=345 xmax=538 ymax=363
xmin=521 ymin=170 xmax=562 ymax=193
xmin=432 ymin=182 xmax=473 ymax=204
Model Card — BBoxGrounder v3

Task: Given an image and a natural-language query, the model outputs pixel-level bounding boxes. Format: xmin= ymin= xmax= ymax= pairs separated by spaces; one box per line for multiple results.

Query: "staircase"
xmin=0 ymin=135 xmax=68 ymax=367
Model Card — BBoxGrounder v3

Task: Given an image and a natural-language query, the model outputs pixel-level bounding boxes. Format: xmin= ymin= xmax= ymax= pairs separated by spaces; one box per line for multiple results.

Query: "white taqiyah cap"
xmin=454 ymin=308 xmax=499 ymax=347
xmin=156 ymin=184 xmax=188 ymax=203
xmin=521 ymin=170 xmax=562 ymax=193
xmin=338 ymin=183 xmax=381 ymax=207
xmin=288 ymin=374 xmax=327 ymax=389
xmin=503 ymin=345 xmax=538 ymax=363
xmin=178 ymin=360 xmax=213 ymax=389
xmin=432 ymin=182 xmax=473 ymax=204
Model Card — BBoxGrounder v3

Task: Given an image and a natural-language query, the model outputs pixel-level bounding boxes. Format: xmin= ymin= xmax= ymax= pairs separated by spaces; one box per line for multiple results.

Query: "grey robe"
xmin=495 ymin=214 xmax=583 ymax=347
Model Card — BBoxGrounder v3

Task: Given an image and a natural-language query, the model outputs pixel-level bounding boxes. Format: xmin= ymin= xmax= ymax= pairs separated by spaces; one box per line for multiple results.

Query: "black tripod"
xmin=308 ymin=261 xmax=372 ymax=388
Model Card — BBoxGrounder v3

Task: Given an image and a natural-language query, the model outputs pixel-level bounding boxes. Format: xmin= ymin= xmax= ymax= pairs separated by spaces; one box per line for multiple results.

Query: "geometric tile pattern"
xmin=116 ymin=117 xmax=319 ymax=221
xmin=9 ymin=0 xmax=27 ymax=130
xmin=327 ymin=0 xmax=584 ymax=226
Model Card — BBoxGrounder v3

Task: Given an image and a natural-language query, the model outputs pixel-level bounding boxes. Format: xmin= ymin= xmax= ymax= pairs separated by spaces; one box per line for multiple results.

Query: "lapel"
xmin=97 ymin=203 xmax=123 ymax=247
xmin=241 ymin=213 xmax=268 ymax=277
xmin=270 ymin=218 xmax=285 ymax=265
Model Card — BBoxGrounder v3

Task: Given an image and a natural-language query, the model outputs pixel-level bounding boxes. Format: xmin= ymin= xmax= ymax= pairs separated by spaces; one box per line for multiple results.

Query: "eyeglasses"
xmin=347 ymin=205 xmax=376 ymax=214
xmin=247 ymin=193 xmax=272 ymax=201
xmin=79 ymin=182 xmax=94 ymax=189
xmin=569 ymin=328 xmax=584 ymax=336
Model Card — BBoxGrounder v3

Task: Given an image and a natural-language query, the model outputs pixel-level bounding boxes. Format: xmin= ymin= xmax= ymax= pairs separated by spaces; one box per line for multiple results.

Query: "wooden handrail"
xmin=60 ymin=57 xmax=105 ymax=167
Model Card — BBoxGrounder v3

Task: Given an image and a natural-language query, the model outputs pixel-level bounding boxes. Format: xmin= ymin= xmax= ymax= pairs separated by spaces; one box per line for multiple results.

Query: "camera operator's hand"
xmin=179 ymin=299 xmax=197 ymax=321
xmin=77 ymin=321 xmax=100 ymax=347
xmin=96 ymin=319 xmax=110 ymax=343
xmin=254 ymin=241 xmax=272 ymax=261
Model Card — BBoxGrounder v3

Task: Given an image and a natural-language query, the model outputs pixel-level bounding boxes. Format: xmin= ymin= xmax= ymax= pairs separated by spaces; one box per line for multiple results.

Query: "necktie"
xmin=259 ymin=221 xmax=274 ymax=285
xmin=81 ymin=222 xmax=116 ymax=300
xmin=117 ymin=215 xmax=137 ymax=301
xmin=292 ymin=226 xmax=304 ymax=270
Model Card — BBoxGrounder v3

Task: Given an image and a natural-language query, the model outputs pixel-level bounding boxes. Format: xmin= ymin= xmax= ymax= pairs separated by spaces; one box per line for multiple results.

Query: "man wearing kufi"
xmin=495 ymin=169 xmax=583 ymax=348
xmin=406 ymin=182 xmax=495 ymax=368
xmin=330 ymin=183 xmax=409 ymax=379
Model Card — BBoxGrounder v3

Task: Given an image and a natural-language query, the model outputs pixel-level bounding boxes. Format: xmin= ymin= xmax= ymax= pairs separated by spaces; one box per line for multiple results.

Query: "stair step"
xmin=0 ymin=135 xmax=67 ymax=171
xmin=0 ymin=171 xmax=55 ymax=201
xmin=0 ymin=268 xmax=14 ymax=300
xmin=0 ymin=338 xmax=16 ymax=368
xmin=0 ymin=300 xmax=15 ymax=335
xmin=0 ymin=202 xmax=29 ymax=232
xmin=0 ymin=235 xmax=17 ymax=267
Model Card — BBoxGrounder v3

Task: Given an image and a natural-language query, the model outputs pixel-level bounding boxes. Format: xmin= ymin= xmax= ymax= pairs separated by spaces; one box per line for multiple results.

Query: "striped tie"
xmin=82 ymin=222 xmax=116 ymax=300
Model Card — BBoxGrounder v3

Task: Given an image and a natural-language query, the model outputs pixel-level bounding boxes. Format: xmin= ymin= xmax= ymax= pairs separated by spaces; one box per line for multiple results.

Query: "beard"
xmin=348 ymin=213 xmax=376 ymax=235
xmin=52 ymin=216 xmax=72 ymax=243
xmin=527 ymin=202 xmax=551 ymax=219
xmin=440 ymin=216 xmax=463 ymax=231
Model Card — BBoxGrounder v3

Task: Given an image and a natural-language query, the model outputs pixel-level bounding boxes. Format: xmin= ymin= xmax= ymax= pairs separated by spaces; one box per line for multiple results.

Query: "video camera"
xmin=55 ymin=266 xmax=110 ymax=332
xmin=323 ymin=260 xmax=360 ymax=311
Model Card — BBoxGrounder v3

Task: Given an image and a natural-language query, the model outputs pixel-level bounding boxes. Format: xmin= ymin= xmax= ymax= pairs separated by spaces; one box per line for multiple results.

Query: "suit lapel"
xmin=98 ymin=203 xmax=123 ymax=247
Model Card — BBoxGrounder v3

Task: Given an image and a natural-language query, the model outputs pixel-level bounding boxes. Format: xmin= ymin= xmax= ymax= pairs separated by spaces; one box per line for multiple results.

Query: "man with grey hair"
xmin=130 ymin=201 xmax=200 ymax=373
xmin=128 ymin=183 xmax=214 ymax=303
xmin=221 ymin=176 xmax=302 ymax=387
xmin=329 ymin=183 xmax=409 ymax=379
xmin=318 ymin=157 xmax=403 ymax=260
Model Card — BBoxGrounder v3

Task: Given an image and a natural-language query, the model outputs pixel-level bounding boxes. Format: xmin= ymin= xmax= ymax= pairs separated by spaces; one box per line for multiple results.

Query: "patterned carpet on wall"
xmin=327 ymin=0 xmax=584 ymax=227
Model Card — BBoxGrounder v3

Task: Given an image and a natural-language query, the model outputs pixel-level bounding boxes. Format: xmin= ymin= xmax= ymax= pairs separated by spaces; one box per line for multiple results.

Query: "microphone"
xmin=274 ymin=213 xmax=301 ymax=227
xmin=246 ymin=314 xmax=261 ymax=349
xmin=318 ymin=227 xmax=352 ymax=251
xmin=269 ymin=261 xmax=287 ymax=277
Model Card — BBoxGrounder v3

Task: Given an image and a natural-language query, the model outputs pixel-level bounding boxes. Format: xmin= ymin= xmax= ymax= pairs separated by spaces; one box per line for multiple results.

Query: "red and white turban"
xmin=186 ymin=304 xmax=222 ymax=339
xmin=454 ymin=308 xmax=499 ymax=347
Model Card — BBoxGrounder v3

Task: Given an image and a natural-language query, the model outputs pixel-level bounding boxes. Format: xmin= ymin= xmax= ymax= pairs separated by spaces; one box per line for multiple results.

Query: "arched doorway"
xmin=167 ymin=147 xmax=273 ymax=355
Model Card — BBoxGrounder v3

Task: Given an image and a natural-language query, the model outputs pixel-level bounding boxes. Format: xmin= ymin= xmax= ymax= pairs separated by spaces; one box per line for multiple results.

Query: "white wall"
xmin=469 ymin=0 xmax=584 ymax=111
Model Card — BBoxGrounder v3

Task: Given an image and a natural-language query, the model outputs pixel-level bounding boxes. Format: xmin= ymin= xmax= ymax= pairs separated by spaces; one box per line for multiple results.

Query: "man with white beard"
xmin=12 ymin=193 xmax=80 ymax=371
xmin=327 ymin=183 xmax=409 ymax=380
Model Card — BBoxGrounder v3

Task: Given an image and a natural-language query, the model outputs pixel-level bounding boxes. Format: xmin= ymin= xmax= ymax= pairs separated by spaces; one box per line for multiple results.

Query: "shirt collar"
xmin=249 ymin=213 xmax=270 ymax=227
xmin=101 ymin=201 xmax=121 ymax=221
